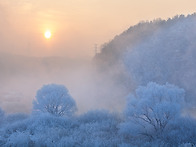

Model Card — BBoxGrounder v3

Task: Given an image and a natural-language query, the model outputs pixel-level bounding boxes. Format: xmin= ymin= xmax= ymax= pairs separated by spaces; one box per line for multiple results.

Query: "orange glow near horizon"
xmin=0 ymin=0 xmax=196 ymax=58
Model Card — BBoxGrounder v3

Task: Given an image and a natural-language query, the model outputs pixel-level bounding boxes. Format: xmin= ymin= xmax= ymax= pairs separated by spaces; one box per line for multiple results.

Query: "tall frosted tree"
xmin=33 ymin=84 xmax=77 ymax=117
xmin=123 ymin=82 xmax=185 ymax=140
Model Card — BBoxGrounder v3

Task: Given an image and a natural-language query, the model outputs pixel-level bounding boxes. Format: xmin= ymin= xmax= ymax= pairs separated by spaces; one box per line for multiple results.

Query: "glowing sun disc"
xmin=45 ymin=31 xmax=51 ymax=39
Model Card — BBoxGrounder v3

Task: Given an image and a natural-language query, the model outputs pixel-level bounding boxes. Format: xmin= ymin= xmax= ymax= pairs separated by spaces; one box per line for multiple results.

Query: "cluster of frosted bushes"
xmin=0 ymin=83 xmax=196 ymax=146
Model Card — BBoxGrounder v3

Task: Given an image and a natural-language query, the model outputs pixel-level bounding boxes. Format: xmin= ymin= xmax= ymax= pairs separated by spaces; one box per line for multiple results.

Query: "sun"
xmin=44 ymin=31 xmax=51 ymax=39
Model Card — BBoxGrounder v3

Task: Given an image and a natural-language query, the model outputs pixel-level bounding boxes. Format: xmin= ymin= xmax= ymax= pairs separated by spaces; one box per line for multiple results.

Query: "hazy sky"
xmin=0 ymin=0 xmax=195 ymax=58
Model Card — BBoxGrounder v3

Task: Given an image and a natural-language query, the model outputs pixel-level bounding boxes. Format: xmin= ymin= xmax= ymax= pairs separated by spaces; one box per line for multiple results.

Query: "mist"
xmin=0 ymin=52 xmax=128 ymax=114
xmin=1 ymin=14 xmax=196 ymax=115
xmin=1 ymin=12 xmax=196 ymax=146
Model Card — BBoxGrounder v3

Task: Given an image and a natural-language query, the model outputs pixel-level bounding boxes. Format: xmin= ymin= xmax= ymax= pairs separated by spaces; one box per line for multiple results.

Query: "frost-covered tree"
xmin=0 ymin=108 xmax=4 ymax=118
xmin=0 ymin=107 xmax=5 ymax=125
xmin=33 ymin=84 xmax=77 ymax=117
xmin=122 ymin=82 xmax=185 ymax=141
xmin=6 ymin=113 xmax=28 ymax=124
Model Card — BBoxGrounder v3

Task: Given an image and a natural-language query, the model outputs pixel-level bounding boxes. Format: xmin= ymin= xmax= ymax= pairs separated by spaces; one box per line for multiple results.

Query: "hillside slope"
xmin=94 ymin=14 xmax=196 ymax=109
